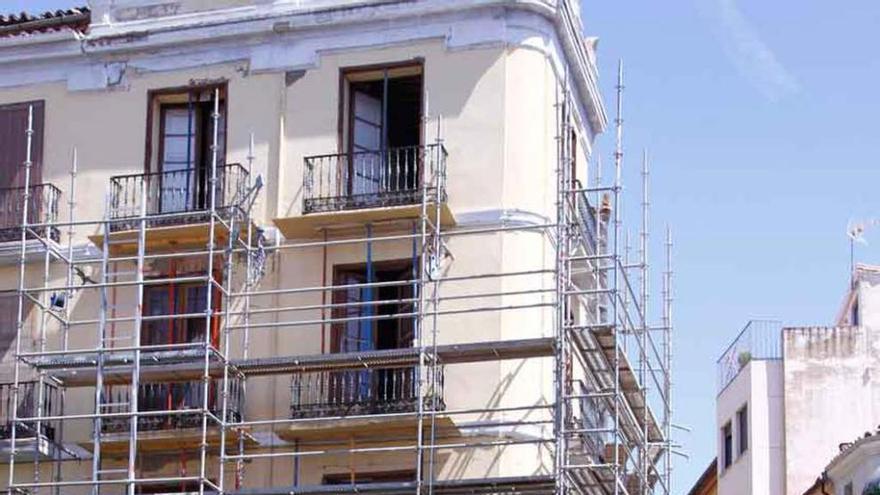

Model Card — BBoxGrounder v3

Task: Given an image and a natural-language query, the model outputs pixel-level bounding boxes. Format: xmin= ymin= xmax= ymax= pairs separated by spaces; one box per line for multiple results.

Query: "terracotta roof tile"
xmin=0 ymin=6 xmax=90 ymax=37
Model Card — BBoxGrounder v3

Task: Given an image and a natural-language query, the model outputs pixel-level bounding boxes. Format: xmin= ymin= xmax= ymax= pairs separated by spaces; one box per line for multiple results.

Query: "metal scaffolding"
xmin=2 ymin=63 xmax=673 ymax=495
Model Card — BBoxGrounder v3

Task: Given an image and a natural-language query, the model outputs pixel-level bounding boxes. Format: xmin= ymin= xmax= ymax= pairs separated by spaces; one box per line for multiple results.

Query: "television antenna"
xmin=847 ymin=218 xmax=880 ymax=280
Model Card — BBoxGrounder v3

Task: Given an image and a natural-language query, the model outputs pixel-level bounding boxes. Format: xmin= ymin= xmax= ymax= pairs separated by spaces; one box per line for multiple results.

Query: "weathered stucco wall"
xmin=783 ymin=325 xmax=880 ymax=495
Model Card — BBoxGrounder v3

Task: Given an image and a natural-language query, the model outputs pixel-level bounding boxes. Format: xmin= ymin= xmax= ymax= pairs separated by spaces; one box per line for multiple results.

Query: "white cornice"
xmin=0 ymin=0 xmax=605 ymax=134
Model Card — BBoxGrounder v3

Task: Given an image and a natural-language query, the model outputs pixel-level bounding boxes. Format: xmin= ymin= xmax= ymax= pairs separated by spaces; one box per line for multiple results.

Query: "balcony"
xmin=275 ymin=145 xmax=454 ymax=238
xmin=284 ymin=365 xmax=446 ymax=441
xmin=717 ymin=319 xmax=783 ymax=393
xmin=0 ymin=184 xmax=61 ymax=243
xmin=95 ymin=378 xmax=244 ymax=455
xmin=0 ymin=381 xmax=59 ymax=442
xmin=92 ymin=164 xmax=249 ymax=253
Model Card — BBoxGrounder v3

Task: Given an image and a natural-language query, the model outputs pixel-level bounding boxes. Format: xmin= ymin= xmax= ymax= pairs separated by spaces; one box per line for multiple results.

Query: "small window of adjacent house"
xmin=737 ymin=404 xmax=748 ymax=456
xmin=851 ymin=300 xmax=859 ymax=326
xmin=722 ymin=422 xmax=733 ymax=469
xmin=844 ymin=482 xmax=853 ymax=495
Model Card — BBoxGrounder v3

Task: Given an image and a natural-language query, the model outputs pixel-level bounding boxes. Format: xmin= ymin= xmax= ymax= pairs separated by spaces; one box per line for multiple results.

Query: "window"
xmin=331 ymin=260 xmax=415 ymax=354
xmin=737 ymin=404 xmax=748 ymax=456
xmin=844 ymin=482 xmax=853 ymax=495
xmin=722 ymin=422 xmax=733 ymax=469
xmin=0 ymin=101 xmax=44 ymax=234
xmin=340 ymin=62 xmax=423 ymax=198
xmin=851 ymin=299 xmax=859 ymax=326
xmin=146 ymin=85 xmax=226 ymax=213
xmin=138 ymin=260 xmax=221 ymax=412
xmin=330 ymin=260 xmax=415 ymax=405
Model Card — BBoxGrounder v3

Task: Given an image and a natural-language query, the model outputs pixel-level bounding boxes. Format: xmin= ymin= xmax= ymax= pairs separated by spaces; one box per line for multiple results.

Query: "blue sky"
xmin=8 ymin=0 xmax=880 ymax=490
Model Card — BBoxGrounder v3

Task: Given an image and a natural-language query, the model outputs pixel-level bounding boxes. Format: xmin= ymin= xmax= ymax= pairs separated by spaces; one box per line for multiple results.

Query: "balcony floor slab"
xmin=274 ymin=203 xmax=455 ymax=239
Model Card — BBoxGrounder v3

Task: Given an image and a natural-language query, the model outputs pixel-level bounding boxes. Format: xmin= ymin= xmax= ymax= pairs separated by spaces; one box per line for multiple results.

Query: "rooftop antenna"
xmin=846 ymin=218 xmax=879 ymax=285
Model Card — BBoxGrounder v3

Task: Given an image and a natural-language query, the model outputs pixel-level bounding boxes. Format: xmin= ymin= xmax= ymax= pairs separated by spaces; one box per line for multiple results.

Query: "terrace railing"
xmin=303 ymin=144 xmax=447 ymax=214
xmin=0 ymin=184 xmax=61 ymax=242
xmin=101 ymin=377 xmax=243 ymax=434
xmin=717 ymin=320 xmax=783 ymax=393
xmin=108 ymin=163 xmax=249 ymax=231
xmin=290 ymin=365 xmax=444 ymax=419
xmin=0 ymin=381 xmax=60 ymax=441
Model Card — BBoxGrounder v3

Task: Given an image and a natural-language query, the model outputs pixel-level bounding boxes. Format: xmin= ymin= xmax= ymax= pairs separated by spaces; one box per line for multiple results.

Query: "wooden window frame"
xmin=144 ymin=82 xmax=228 ymax=175
xmin=337 ymin=59 xmax=425 ymax=156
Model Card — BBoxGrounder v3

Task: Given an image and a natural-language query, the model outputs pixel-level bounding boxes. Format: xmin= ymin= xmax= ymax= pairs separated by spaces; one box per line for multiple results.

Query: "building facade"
xmin=0 ymin=1 xmax=673 ymax=494
xmin=711 ymin=265 xmax=880 ymax=495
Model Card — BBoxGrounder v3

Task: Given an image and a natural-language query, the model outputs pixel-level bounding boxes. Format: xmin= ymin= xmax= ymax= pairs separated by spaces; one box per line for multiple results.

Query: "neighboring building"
xmin=712 ymin=264 xmax=880 ymax=495
xmin=802 ymin=430 xmax=880 ymax=495
xmin=687 ymin=459 xmax=718 ymax=495
xmin=0 ymin=1 xmax=674 ymax=495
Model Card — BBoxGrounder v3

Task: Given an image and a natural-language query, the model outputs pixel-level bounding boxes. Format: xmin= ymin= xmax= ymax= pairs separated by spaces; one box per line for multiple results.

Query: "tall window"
xmin=0 ymin=101 xmax=44 ymax=232
xmin=330 ymin=260 xmax=415 ymax=405
xmin=722 ymin=422 xmax=733 ymax=469
xmin=341 ymin=62 xmax=423 ymax=199
xmin=737 ymin=404 xmax=748 ymax=456
xmin=137 ymin=272 xmax=221 ymax=417
xmin=331 ymin=260 xmax=415 ymax=354
xmin=147 ymin=86 xmax=226 ymax=213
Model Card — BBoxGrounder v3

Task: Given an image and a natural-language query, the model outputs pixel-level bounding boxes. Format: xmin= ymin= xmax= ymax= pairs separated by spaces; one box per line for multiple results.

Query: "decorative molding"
xmin=0 ymin=0 xmax=605 ymax=134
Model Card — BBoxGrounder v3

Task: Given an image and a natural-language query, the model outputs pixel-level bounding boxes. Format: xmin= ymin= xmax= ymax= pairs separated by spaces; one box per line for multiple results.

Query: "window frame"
xmin=737 ymin=404 xmax=749 ymax=457
xmin=144 ymin=82 xmax=228 ymax=175
xmin=721 ymin=421 xmax=733 ymax=470
xmin=337 ymin=59 xmax=425 ymax=156
xmin=0 ymin=100 xmax=44 ymax=190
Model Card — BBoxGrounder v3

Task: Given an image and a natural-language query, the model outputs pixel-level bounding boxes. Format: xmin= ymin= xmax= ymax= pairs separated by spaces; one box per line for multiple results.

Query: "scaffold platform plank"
xmin=43 ymin=338 xmax=555 ymax=387
xmin=227 ymin=475 xmax=555 ymax=494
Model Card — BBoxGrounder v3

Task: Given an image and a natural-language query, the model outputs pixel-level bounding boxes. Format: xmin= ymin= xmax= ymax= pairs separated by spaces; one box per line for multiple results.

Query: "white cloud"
xmin=704 ymin=0 xmax=800 ymax=101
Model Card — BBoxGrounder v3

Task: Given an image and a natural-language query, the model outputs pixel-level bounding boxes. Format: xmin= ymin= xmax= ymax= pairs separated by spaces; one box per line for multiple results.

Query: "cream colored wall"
xmin=0 ymin=37 xmax=591 ymax=489
xmin=280 ymin=41 xmax=507 ymax=220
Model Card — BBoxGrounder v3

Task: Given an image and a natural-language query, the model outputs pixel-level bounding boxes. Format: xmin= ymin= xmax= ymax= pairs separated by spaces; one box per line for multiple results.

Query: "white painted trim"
xmin=0 ymin=0 xmax=605 ymax=133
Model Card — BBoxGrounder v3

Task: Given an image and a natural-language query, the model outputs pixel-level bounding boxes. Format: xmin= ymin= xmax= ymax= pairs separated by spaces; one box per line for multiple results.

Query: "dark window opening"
xmin=142 ymin=281 xmax=218 ymax=347
xmin=148 ymin=86 xmax=226 ymax=214
xmin=722 ymin=422 xmax=733 ymax=469
xmin=737 ymin=405 xmax=748 ymax=456
xmin=331 ymin=260 xmax=415 ymax=354
xmin=289 ymin=260 xmax=420 ymax=416
xmin=0 ymin=101 xmax=49 ymax=241
xmin=852 ymin=299 xmax=859 ymax=326
xmin=343 ymin=64 xmax=423 ymax=200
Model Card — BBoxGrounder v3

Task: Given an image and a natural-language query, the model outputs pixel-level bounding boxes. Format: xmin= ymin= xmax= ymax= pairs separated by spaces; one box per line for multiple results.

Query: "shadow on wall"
xmin=279 ymin=47 xmax=500 ymax=219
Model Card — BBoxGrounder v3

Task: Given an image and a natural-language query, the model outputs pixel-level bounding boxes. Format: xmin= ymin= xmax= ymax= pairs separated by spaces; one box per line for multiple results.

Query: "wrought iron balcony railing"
xmin=101 ymin=378 xmax=243 ymax=434
xmin=0 ymin=184 xmax=61 ymax=243
xmin=108 ymin=163 xmax=249 ymax=232
xmin=303 ymin=144 xmax=447 ymax=214
xmin=0 ymin=381 xmax=59 ymax=441
xmin=290 ymin=365 xmax=445 ymax=419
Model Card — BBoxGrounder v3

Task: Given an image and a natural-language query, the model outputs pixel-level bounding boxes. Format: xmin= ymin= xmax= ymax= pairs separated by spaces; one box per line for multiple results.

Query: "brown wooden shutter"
xmin=0 ymin=101 xmax=44 ymax=189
